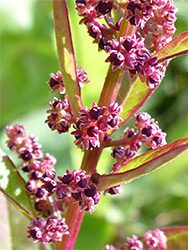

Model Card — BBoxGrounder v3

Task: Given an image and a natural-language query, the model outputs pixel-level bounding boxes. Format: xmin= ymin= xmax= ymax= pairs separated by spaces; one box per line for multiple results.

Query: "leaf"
xmin=98 ymin=138 xmax=188 ymax=191
xmin=0 ymin=148 xmax=35 ymax=219
xmin=162 ymin=226 xmax=188 ymax=250
xmin=156 ymin=31 xmax=188 ymax=61
xmin=53 ymin=0 xmax=82 ymax=118
xmin=115 ymin=76 xmax=154 ymax=129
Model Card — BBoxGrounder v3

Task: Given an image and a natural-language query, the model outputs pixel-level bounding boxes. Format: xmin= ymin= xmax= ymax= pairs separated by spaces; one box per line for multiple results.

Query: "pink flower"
xmin=72 ymin=102 xmax=122 ymax=150
xmin=47 ymin=71 xmax=65 ymax=94
xmin=28 ymin=217 xmax=69 ymax=244
xmin=45 ymin=96 xmax=74 ymax=134
xmin=124 ymin=235 xmax=143 ymax=250
xmin=144 ymin=229 xmax=167 ymax=250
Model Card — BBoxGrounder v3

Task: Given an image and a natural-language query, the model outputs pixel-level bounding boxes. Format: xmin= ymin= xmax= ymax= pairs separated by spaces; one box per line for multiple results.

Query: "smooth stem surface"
xmin=53 ymin=1 xmax=85 ymax=249
xmin=103 ymin=134 xmax=139 ymax=148
xmin=55 ymin=200 xmax=85 ymax=250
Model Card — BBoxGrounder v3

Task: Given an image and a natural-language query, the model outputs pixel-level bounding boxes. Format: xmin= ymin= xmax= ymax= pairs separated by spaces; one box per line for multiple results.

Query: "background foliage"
xmin=0 ymin=0 xmax=187 ymax=249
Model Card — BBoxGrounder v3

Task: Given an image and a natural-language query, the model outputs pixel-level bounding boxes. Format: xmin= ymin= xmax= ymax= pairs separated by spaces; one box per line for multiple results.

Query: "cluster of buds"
xmin=6 ymin=125 xmax=57 ymax=216
xmin=134 ymin=112 xmax=167 ymax=148
xmin=47 ymin=68 xmax=90 ymax=93
xmin=28 ymin=217 xmax=69 ymax=244
xmin=139 ymin=0 xmax=177 ymax=51
xmin=112 ymin=112 xmax=166 ymax=171
xmin=105 ymin=35 xmax=166 ymax=88
xmin=72 ymin=102 xmax=123 ymax=150
xmin=45 ymin=96 xmax=75 ymax=134
xmin=104 ymin=229 xmax=167 ymax=250
xmin=75 ymin=0 xmax=177 ymax=88
xmin=42 ymin=169 xmax=102 ymax=214
xmin=46 ymin=68 xmax=90 ymax=134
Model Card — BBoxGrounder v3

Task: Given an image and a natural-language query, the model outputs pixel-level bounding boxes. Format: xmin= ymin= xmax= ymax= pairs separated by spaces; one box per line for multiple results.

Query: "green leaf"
xmin=156 ymin=31 xmax=188 ymax=61
xmin=0 ymin=148 xmax=35 ymax=219
xmin=98 ymin=138 xmax=188 ymax=190
xmin=115 ymin=76 xmax=154 ymax=129
xmin=162 ymin=226 xmax=188 ymax=250
xmin=53 ymin=0 xmax=82 ymax=118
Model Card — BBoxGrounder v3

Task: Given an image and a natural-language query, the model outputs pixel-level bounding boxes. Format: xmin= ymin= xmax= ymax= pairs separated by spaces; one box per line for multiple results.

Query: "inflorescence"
xmin=4 ymin=0 xmax=176 ymax=246
xmin=104 ymin=229 xmax=167 ymax=250
xmin=6 ymin=125 xmax=102 ymax=243
xmin=112 ymin=112 xmax=166 ymax=171
xmin=75 ymin=0 xmax=177 ymax=88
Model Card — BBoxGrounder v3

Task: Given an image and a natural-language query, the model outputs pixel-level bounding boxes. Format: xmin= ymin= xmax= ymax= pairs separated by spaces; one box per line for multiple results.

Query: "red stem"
xmin=157 ymin=49 xmax=188 ymax=63
xmin=55 ymin=200 xmax=85 ymax=250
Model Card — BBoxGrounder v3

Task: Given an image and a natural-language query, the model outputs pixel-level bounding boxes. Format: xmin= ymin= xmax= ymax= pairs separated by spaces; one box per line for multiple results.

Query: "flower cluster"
xmin=47 ymin=68 xmax=90 ymax=93
xmin=105 ymin=35 xmax=166 ymax=88
xmin=6 ymin=125 xmax=57 ymax=216
xmin=47 ymin=71 xmax=65 ymax=93
xmin=104 ymin=229 xmax=167 ymax=250
xmin=45 ymin=96 xmax=75 ymax=134
xmin=75 ymin=0 xmax=177 ymax=88
xmin=71 ymin=102 xmax=123 ymax=150
xmin=144 ymin=229 xmax=167 ymax=250
xmin=112 ymin=112 xmax=166 ymax=171
xmin=140 ymin=0 xmax=177 ymax=51
xmin=134 ymin=112 xmax=167 ymax=148
xmin=28 ymin=217 xmax=69 ymax=244
xmin=42 ymin=169 xmax=102 ymax=214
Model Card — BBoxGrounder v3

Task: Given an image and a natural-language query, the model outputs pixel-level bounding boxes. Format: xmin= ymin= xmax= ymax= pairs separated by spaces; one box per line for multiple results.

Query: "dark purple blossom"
xmin=71 ymin=102 xmax=122 ymax=150
xmin=28 ymin=217 xmax=69 ymax=244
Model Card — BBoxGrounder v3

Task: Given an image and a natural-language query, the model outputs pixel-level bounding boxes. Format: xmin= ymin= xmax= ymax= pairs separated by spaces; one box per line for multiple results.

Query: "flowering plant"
xmin=0 ymin=0 xmax=188 ymax=249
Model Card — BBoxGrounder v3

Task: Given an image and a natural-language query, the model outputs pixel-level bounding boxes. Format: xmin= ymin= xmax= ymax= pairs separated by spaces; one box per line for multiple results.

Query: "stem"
xmin=103 ymin=134 xmax=139 ymax=148
xmin=81 ymin=147 xmax=103 ymax=175
xmin=98 ymin=67 xmax=125 ymax=106
xmin=53 ymin=1 xmax=85 ymax=249
xmin=98 ymin=20 xmax=137 ymax=107
xmin=157 ymin=49 xmax=188 ymax=63
xmin=55 ymin=200 xmax=85 ymax=250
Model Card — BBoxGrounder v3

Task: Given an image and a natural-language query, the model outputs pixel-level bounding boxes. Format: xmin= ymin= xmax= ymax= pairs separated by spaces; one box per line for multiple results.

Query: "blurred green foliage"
xmin=0 ymin=0 xmax=187 ymax=249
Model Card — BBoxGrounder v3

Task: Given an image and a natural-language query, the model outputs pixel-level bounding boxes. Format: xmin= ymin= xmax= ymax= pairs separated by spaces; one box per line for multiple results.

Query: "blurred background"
xmin=0 ymin=0 xmax=187 ymax=249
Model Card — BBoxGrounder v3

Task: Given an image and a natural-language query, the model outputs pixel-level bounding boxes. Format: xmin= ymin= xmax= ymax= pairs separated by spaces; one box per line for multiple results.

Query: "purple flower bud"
xmin=90 ymin=107 xmax=103 ymax=120
xmin=35 ymin=188 xmax=45 ymax=198
xmin=96 ymin=2 xmax=112 ymax=15
xmin=62 ymin=174 xmax=73 ymax=184
xmin=87 ymin=126 xmax=99 ymax=137
xmin=91 ymin=173 xmax=100 ymax=184
xmin=29 ymin=228 xmax=41 ymax=240
xmin=76 ymin=0 xmax=86 ymax=4
xmin=49 ymin=78 xmax=59 ymax=88
xmin=20 ymin=150 xmax=32 ymax=161
xmin=108 ymin=52 xmax=124 ymax=66
xmin=72 ymin=192 xmax=83 ymax=200
xmin=56 ymin=187 xmax=68 ymax=199
xmin=84 ymin=186 xmax=97 ymax=197
xmin=22 ymin=165 xmax=29 ymax=172
xmin=122 ymin=39 xmax=134 ymax=51
xmin=44 ymin=180 xmax=57 ymax=193
xmin=77 ymin=178 xmax=87 ymax=188
xmin=108 ymin=115 xmax=118 ymax=128
xmin=142 ymin=126 xmax=152 ymax=137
